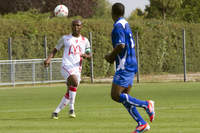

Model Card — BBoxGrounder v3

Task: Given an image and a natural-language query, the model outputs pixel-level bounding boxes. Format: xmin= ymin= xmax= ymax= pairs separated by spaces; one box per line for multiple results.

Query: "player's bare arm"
xmin=104 ymin=44 xmax=125 ymax=64
xmin=44 ymin=48 xmax=57 ymax=67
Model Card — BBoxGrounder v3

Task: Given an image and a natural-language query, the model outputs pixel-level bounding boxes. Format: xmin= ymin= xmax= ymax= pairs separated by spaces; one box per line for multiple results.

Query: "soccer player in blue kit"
xmin=105 ymin=3 xmax=155 ymax=133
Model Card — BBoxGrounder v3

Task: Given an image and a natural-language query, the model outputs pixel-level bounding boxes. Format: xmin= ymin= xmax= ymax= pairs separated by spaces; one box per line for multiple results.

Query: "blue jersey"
xmin=112 ymin=17 xmax=138 ymax=72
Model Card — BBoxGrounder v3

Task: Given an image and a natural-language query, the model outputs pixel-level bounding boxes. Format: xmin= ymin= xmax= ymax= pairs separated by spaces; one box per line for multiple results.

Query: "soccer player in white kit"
xmin=44 ymin=20 xmax=91 ymax=119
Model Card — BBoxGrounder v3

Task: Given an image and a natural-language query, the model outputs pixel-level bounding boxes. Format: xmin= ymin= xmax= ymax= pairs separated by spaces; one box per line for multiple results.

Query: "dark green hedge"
xmin=0 ymin=12 xmax=200 ymax=77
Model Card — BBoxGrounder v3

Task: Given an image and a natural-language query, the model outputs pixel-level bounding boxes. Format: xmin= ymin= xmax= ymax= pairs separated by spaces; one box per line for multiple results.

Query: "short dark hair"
xmin=112 ymin=3 xmax=125 ymax=16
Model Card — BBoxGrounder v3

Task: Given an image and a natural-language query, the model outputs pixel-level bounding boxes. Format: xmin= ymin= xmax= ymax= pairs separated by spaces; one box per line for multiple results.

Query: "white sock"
xmin=54 ymin=93 xmax=70 ymax=113
xmin=69 ymin=86 xmax=77 ymax=111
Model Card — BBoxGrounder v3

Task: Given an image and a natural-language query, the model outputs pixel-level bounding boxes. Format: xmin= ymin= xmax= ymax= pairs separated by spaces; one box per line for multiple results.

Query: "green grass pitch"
xmin=0 ymin=82 xmax=200 ymax=133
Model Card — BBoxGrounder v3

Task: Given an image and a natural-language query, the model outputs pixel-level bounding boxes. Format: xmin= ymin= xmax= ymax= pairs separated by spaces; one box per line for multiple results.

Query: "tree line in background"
xmin=0 ymin=0 xmax=110 ymax=18
xmin=131 ymin=0 xmax=200 ymax=23
xmin=0 ymin=0 xmax=200 ymax=23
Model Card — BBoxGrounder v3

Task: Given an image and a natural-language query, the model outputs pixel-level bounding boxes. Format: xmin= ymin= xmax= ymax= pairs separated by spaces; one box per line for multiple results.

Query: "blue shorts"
xmin=113 ymin=70 xmax=135 ymax=88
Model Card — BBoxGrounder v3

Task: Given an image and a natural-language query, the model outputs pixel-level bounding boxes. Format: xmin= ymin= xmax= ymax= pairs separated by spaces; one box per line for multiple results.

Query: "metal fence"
xmin=0 ymin=58 xmax=65 ymax=86
xmin=1 ymin=30 xmax=200 ymax=86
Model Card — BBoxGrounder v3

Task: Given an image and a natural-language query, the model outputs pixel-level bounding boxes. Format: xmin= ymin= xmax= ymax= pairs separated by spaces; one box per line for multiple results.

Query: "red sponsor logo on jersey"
xmin=68 ymin=44 xmax=82 ymax=55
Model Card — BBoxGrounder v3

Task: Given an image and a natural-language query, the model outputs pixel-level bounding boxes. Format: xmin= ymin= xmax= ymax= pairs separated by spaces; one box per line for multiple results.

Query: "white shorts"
xmin=61 ymin=65 xmax=81 ymax=84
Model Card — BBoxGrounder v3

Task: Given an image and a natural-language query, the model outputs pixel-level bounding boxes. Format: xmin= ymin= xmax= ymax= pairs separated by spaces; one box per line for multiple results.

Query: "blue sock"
xmin=119 ymin=93 xmax=148 ymax=108
xmin=123 ymin=102 xmax=146 ymax=125
xmin=120 ymin=93 xmax=147 ymax=125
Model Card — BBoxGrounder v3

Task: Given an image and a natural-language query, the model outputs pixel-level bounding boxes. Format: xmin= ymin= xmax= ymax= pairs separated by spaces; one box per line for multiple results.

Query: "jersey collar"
xmin=70 ymin=33 xmax=81 ymax=38
xmin=114 ymin=17 xmax=124 ymax=25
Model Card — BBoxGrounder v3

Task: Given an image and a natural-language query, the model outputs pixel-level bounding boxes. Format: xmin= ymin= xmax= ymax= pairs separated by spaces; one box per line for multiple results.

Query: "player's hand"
xmin=104 ymin=54 xmax=114 ymax=64
xmin=44 ymin=59 xmax=50 ymax=67
xmin=80 ymin=54 xmax=87 ymax=59
xmin=80 ymin=54 xmax=91 ymax=59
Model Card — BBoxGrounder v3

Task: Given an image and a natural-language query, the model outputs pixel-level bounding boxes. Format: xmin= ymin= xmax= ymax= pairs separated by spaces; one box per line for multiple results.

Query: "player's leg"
xmin=123 ymin=86 xmax=151 ymax=132
xmin=111 ymin=83 xmax=147 ymax=126
xmin=120 ymin=89 xmax=148 ymax=108
xmin=67 ymin=74 xmax=79 ymax=118
xmin=123 ymin=77 xmax=154 ymax=132
xmin=112 ymin=84 xmax=151 ymax=132
xmin=52 ymin=65 xmax=71 ymax=119
xmin=121 ymin=81 xmax=155 ymax=123
xmin=52 ymin=88 xmax=70 ymax=119
xmin=112 ymin=70 xmax=152 ymax=132
xmin=113 ymin=71 xmax=148 ymax=108
xmin=122 ymin=79 xmax=155 ymax=123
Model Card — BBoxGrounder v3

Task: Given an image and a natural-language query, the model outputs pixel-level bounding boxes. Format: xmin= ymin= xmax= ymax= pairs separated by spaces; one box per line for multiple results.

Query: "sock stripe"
xmin=125 ymin=94 xmax=139 ymax=106
xmin=130 ymin=105 xmax=138 ymax=120
xmin=125 ymin=94 xmax=147 ymax=108
xmin=65 ymin=92 xmax=69 ymax=99
xmin=69 ymin=86 xmax=77 ymax=92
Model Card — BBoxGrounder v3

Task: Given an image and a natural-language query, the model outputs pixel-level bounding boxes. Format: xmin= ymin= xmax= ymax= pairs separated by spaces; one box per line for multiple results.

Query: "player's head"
xmin=112 ymin=3 xmax=125 ymax=21
xmin=71 ymin=20 xmax=82 ymax=37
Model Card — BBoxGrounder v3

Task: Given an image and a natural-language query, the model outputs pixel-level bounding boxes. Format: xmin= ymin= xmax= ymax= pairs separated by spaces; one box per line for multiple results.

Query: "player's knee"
xmin=67 ymin=75 xmax=79 ymax=87
xmin=72 ymin=80 xmax=78 ymax=87
xmin=68 ymin=81 xmax=78 ymax=87
xmin=111 ymin=92 xmax=120 ymax=102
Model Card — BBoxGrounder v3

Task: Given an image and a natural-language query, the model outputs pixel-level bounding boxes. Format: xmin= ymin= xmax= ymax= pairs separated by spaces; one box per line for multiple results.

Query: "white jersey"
xmin=55 ymin=34 xmax=90 ymax=73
